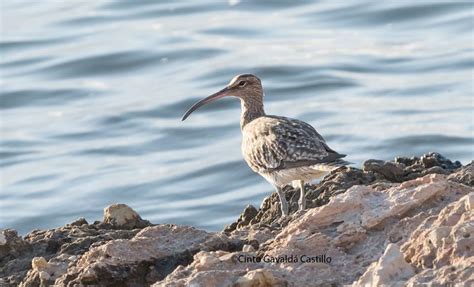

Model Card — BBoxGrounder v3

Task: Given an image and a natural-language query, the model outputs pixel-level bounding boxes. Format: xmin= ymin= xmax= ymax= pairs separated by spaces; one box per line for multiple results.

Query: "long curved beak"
xmin=181 ymin=87 xmax=229 ymax=121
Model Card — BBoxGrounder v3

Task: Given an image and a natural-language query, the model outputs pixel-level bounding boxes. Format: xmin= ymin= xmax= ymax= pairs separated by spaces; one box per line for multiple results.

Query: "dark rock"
xmin=224 ymin=205 xmax=258 ymax=232
xmin=363 ymin=159 xmax=405 ymax=182
xmin=69 ymin=217 xmax=88 ymax=226
xmin=448 ymin=162 xmax=473 ymax=186
xmin=422 ymin=166 xmax=449 ymax=176
xmin=0 ymin=229 xmax=31 ymax=262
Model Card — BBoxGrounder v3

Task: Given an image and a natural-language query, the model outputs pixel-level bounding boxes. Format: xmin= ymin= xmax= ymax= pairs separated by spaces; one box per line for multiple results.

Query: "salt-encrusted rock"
xmin=103 ymin=203 xmax=150 ymax=229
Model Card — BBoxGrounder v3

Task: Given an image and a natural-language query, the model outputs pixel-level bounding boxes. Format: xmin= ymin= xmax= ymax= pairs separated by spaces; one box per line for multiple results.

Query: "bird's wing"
xmin=242 ymin=116 xmax=345 ymax=172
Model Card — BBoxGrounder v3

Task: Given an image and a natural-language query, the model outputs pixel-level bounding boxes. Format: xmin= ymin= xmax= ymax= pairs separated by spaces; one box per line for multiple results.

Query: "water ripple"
xmin=1 ymin=0 xmax=472 ymax=234
xmin=0 ymin=88 xmax=96 ymax=109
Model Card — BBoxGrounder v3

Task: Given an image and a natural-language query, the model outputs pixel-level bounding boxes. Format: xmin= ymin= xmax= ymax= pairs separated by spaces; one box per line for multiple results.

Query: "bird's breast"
xmin=241 ymin=124 xmax=281 ymax=173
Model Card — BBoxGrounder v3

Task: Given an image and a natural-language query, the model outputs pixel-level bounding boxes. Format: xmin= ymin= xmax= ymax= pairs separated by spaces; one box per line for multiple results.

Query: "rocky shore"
xmin=1 ymin=153 xmax=472 ymax=286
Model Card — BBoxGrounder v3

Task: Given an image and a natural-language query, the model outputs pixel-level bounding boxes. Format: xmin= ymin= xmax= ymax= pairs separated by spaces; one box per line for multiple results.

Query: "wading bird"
xmin=182 ymin=74 xmax=349 ymax=216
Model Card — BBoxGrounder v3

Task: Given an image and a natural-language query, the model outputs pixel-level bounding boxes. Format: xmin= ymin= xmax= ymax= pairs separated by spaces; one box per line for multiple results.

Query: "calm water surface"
xmin=1 ymin=1 xmax=473 ymax=234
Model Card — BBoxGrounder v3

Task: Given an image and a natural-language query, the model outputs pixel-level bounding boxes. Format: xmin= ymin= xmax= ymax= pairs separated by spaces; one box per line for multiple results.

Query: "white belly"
xmin=258 ymin=165 xmax=331 ymax=187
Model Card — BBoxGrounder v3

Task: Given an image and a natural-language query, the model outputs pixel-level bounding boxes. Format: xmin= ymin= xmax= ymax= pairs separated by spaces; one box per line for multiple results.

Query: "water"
xmin=1 ymin=1 xmax=472 ymax=234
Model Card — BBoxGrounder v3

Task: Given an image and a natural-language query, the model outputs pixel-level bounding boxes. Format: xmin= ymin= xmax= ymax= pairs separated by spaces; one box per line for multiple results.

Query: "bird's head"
xmin=182 ymin=74 xmax=262 ymax=121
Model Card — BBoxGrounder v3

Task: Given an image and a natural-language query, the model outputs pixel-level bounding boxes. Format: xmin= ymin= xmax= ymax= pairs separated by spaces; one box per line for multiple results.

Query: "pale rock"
xmin=0 ymin=231 xmax=6 ymax=245
xmin=38 ymin=271 xmax=50 ymax=281
xmin=21 ymin=257 xmax=68 ymax=287
xmin=234 ymin=269 xmax=282 ymax=287
xmin=242 ymin=244 xmax=255 ymax=252
xmin=103 ymin=203 xmax=143 ymax=228
xmin=31 ymin=257 xmax=48 ymax=271
xmin=354 ymin=243 xmax=415 ymax=286
xmin=276 ymin=174 xmax=451 ymax=242
xmin=402 ymin=193 xmax=473 ymax=269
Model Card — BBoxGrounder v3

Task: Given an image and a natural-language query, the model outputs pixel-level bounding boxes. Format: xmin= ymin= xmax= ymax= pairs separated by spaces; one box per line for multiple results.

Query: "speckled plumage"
xmin=242 ymin=116 xmax=345 ymax=172
xmin=182 ymin=74 xmax=349 ymax=216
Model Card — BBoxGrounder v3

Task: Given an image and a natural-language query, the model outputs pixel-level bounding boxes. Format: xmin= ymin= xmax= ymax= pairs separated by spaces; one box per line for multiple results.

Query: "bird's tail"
xmin=310 ymin=159 xmax=352 ymax=171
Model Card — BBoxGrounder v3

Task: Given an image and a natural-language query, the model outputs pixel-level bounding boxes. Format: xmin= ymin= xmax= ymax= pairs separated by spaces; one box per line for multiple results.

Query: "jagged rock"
xmin=355 ymin=243 xmax=415 ymax=286
xmin=395 ymin=152 xmax=462 ymax=171
xmin=448 ymin=162 xmax=473 ymax=186
xmin=152 ymin=250 xmax=267 ymax=287
xmin=20 ymin=257 xmax=68 ymax=287
xmin=0 ymin=217 xmax=149 ymax=286
xmin=402 ymin=193 xmax=473 ymax=285
xmin=153 ymin=173 xmax=472 ymax=286
xmin=56 ymin=225 xmax=243 ymax=286
xmin=224 ymin=205 xmax=258 ymax=232
xmin=103 ymin=203 xmax=150 ymax=229
xmin=363 ymin=159 xmax=405 ymax=182
xmin=226 ymin=152 xmax=465 ymax=233
xmin=0 ymin=154 xmax=471 ymax=287
xmin=69 ymin=217 xmax=88 ymax=227
xmin=0 ymin=229 xmax=31 ymax=262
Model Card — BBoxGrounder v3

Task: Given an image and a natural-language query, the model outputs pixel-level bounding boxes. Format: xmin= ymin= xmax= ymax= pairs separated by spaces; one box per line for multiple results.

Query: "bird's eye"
xmin=238 ymin=81 xmax=246 ymax=87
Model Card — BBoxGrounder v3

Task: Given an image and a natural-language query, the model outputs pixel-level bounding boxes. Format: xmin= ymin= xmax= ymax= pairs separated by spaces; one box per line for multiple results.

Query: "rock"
xmin=355 ymin=243 xmax=415 ymax=286
xmin=69 ymin=217 xmax=88 ymax=226
xmin=224 ymin=205 xmax=258 ymax=232
xmin=363 ymin=159 xmax=405 ymax=182
xmin=234 ymin=269 xmax=283 ymax=287
xmin=0 ymin=229 xmax=31 ymax=261
xmin=396 ymin=152 xmax=462 ymax=170
xmin=448 ymin=162 xmax=473 ymax=186
xmin=226 ymin=152 xmax=464 ymax=232
xmin=0 ymin=154 xmax=471 ymax=287
xmin=103 ymin=203 xmax=149 ymax=229
xmin=0 ymin=215 xmax=149 ymax=286
xmin=242 ymin=244 xmax=255 ymax=252
xmin=20 ymin=257 xmax=68 ymax=287
xmin=402 ymin=193 xmax=474 ymax=286
xmin=153 ymin=172 xmax=472 ymax=286
xmin=0 ymin=232 xmax=6 ymax=245
xmin=402 ymin=193 xmax=473 ymax=269
xmin=55 ymin=225 xmax=243 ymax=286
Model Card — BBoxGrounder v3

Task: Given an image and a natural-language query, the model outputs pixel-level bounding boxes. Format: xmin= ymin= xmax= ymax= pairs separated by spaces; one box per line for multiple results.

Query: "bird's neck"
xmin=240 ymin=95 xmax=265 ymax=129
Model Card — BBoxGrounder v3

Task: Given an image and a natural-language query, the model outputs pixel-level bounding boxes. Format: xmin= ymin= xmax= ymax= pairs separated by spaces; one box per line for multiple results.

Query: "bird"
xmin=182 ymin=74 xmax=349 ymax=217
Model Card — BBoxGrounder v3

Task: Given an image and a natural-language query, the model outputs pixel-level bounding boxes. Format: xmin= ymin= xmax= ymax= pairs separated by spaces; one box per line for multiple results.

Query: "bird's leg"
xmin=275 ymin=186 xmax=289 ymax=216
xmin=298 ymin=180 xmax=306 ymax=210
